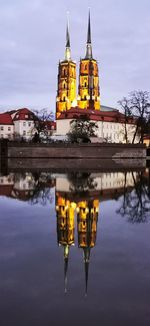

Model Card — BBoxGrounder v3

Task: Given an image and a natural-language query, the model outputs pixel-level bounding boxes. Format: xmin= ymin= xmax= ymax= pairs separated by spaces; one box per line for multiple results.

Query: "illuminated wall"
xmin=56 ymin=61 xmax=76 ymax=119
xmin=77 ymin=59 xmax=100 ymax=111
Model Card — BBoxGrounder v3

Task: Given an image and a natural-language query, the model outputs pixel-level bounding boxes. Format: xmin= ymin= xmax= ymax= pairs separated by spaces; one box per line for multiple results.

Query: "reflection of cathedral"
xmin=56 ymin=192 xmax=99 ymax=295
xmin=0 ymin=169 xmax=149 ymax=293
xmin=77 ymin=199 xmax=99 ymax=295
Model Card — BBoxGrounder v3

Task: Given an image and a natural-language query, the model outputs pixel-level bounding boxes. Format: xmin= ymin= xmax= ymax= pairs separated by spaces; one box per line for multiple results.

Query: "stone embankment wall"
xmin=0 ymin=141 xmax=147 ymax=173
xmin=1 ymin=141 xmax=146 ymax=159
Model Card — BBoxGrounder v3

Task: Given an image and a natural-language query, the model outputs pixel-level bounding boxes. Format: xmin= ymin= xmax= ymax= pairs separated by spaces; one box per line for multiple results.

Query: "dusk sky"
xmin=0 ymin=0 xmax=150 ymax=112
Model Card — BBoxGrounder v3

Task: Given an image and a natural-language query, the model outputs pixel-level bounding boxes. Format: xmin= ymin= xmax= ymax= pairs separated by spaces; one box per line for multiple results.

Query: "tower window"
xmin=84 ymin=81 xmax=87 ymax=87
xmin=64 ymin=83 xmax=66 ymax=89
xmin=84 ymin=95 xmax=86 ymax=100
xmin=85 ymin=65 xmax=87 ymax=70
xmin=63 ymin=96 xmax=66 ymax=101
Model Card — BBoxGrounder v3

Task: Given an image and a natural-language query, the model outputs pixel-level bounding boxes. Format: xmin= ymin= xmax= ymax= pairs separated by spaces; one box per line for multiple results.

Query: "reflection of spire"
xmin=64 ymin=244 xmax=69 ymax=294
xmin=85 ymin=10 xmax=93 ymax=59
xmin=65 ymin=13 xmax=71 ymax=61
xmin=83 ymin=247 xmax=91 ymax=296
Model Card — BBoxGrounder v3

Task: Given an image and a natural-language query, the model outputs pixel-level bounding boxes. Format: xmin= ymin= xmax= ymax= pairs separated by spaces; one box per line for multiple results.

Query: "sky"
xmin=0 ymin=0 xmax=150 ymax=113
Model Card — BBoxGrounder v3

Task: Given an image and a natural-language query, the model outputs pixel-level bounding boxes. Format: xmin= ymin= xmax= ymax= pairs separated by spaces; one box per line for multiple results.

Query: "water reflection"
xmin=0 ymin=169 xmax=149 ymax=221
xmin=117 ymin=170 xmax=150 ymax=223
xmin=0 ymin=169 xmax=150 ymax=296
xmin=56 ymin=189 xmax=99 ymax=295
xmin=0 ymin=172 xmax=55 ymax=204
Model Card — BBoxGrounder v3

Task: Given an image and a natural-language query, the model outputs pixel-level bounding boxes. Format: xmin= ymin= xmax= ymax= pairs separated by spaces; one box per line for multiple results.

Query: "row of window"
xmin=22 ymin=121 xmax=32 ymax=127
xmin=0 ymin=122 xmax=33 ymax=130
xmin=16 ymin=114 xmax=29 ymax=119
xmin=0 ymin=134 xmax=12 ymax=139
xmin=104 ymin=124 xmax=120 ymax=130
xmin=61 ymin=69 xmax=74 ymax=77
xmin=0 ymin=126 xmax=12 ymax=131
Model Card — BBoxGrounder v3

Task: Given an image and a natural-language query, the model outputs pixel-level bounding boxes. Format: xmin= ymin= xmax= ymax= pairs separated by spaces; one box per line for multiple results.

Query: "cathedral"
xmin=55 ymin=13 xmax=139 ymax=144
xmin=56 ymin=12 xmax=100 ymax=119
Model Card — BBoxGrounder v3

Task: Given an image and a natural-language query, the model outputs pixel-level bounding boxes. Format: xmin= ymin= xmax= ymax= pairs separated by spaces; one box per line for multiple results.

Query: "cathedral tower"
xmin=77 ymin=12 xmax=100 ymax=111
xmin=56 ymin=18 xmax=76 ymax=119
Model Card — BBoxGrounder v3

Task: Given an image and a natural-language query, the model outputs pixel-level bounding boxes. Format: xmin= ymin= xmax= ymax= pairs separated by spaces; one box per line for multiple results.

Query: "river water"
xmin=0 ymin=168 xmax=150 ymax=326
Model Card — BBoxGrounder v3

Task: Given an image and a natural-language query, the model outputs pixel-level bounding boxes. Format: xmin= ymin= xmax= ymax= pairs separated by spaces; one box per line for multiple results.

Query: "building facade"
xmin=55 ymin=13 xmax=139 ymax=143
xmin=0 ymin=108 xmax=36 ymax=140
xmin=0 ymin=113 xmax=14 ymax=140
xmin=55 ymin=107 xmax=139 ymax=143
xmin=77 ymin=12 xmax=100 ymax=111
xmin=56 ymin=20 xmax=76 ymax=119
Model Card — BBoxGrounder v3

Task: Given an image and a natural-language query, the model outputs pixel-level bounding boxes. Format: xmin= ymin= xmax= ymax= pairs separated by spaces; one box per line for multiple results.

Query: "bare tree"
xmin=118 ymin=97 xmax=132 ymax=143
xmin=32 ymin=108 xmax=54 ymax=142
xmin=118 ymin=91 xmax=150 ymax=144
xmin=130 ymin=91 xmax=150 ymax=143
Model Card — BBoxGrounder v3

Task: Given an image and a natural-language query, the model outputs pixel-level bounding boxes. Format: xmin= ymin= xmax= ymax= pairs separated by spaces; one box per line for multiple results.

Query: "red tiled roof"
xmin=42 ymin=121 xmax=56 ymax=130
xmin=57 ymin=107 xmax=137 ymax=124
xmin=13 ymin=108 xmax=36 ymax=121
xmin=0 ymin=113 xmax=14 ymax=125
xmin=143 ymin=135 xmax=150 ymax=140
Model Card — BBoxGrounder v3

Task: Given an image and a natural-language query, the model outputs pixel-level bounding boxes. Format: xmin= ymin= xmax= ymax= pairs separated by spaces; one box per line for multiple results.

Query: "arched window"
xmin=63 ymin=96 xmax=66 ymax=101
xmin=64 ymin=83 xmax=66 ymax=89
xmin=84 ymin=81 xmax=87 ymax=87
xmin=84 ymin=95 xmax=86 ymax=100
xmin=85 ymin=65 xmax=87 ymax=70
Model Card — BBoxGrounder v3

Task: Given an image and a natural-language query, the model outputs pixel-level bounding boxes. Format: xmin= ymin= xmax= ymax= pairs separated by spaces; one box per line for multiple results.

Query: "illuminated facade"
xmin=77 ymin=13 xmax=100 ymax=111
xmin=56 ymin=193 xmax=75 ymax=292
xmin=56 ymin=191 xmax=99 ymax=294
xmin=56 ymin=20 xmax=76 ymax=119
xmin=56 ymin=12 xmax=100 ymax=119
xmin=77 ymin=199 xmax=99 ymax=294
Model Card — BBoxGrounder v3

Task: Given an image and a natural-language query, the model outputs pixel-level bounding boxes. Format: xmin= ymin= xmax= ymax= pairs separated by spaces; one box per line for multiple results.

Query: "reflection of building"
xmin=0 ymin=172 xmax=55 ymax=201
xmin=56 ymin=190 xmax=99 ymax=294
xmin=56 ymin=194 xmax=75 ymax=292
xmin=77 ymin=199 xmax=99 ymax=295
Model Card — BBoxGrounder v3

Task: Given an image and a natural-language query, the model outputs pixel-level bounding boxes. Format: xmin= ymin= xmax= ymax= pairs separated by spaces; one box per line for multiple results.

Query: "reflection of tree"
xmin=67 ymin=172 xmax=97 ymax=193
xmin=117 ymin=170 xmax=150 ymax=223
xmin=29 ymin=172 xmax=54 ymax=206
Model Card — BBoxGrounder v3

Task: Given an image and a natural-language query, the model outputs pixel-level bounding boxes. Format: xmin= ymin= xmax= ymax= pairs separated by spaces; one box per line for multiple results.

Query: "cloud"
xmin=0 ymin=0 xmax=150 ymax=111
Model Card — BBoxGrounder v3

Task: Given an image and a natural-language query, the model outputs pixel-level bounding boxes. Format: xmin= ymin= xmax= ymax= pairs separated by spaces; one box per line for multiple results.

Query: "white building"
xmin=55 ymin=107 xmax=139 ymax=143
xmin=0 ymin=108 xmax=38 ymax=140
xmin=0 ymin=113 xmax=14 ymax=140
xmin=12 ymin=108 xmax=36 ymax=140
xmin=0 ymin=108 xmax=56 ymax=141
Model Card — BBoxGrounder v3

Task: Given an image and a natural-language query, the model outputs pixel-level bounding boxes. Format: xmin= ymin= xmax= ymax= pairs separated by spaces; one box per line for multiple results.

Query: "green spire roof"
xmin=65 ymin=14 xmax=71 ymax=61
xmin=85 ymin=10 xmax=93 ymax=59
xmin=87 ymin=10 xmax=91 ymax=44
xmin=66 ymin=18 xmax=70 ymax=48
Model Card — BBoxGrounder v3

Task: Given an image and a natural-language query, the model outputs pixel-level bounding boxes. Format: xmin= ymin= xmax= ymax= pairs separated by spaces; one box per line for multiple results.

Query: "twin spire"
xmin=65 ymin=11 xmax=93 ymax=61
xmin=65 ymin=14 xmax=71 ymax=61
xmin=85 ymin=11 xmax=93 ymax=59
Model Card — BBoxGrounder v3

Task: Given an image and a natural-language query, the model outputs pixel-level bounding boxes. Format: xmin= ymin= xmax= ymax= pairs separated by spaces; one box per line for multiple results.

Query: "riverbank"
xmin=0 ymin=140 xmax=147 ymax=174
xmin=0 ymin=140 xmax=146 ymax=159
